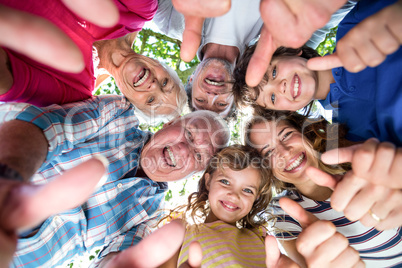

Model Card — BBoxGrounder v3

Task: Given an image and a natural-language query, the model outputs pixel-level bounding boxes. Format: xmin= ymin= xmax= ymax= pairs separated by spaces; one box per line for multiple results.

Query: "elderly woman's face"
xmin=248 ymin=120 xmax=319 ymax=186
xmin=115 ymin=54 xmax=182 ymax=117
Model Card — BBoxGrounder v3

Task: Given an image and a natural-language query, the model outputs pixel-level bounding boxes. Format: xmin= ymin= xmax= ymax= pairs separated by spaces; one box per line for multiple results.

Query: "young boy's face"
xmin=255 ymin=56 xmax=318 ymax=111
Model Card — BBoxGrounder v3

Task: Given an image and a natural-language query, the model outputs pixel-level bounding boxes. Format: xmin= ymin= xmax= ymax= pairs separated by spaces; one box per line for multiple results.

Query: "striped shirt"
xmin=270 ymin=190 xmax=402 ymax=268
xmin=178 ymin=221 xmax=266 ymax=267
xmin=12 ymin=176 xmax=167 ymax=267
xmin=0 ymin=95 xmax=151 ymax=185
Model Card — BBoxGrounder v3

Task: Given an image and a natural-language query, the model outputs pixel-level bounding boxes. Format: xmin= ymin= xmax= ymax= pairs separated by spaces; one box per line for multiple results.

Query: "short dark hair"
xmin=233 ymin=44 xmax=320 ymax=115
xmin=185 ymin=73 xmax=238 ymax=122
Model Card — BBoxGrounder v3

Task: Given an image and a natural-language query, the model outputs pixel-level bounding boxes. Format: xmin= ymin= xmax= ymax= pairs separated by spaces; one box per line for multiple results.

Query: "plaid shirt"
xmin=0 ymin=95 xmax=151 ymax=184
xmin=0 ymin=96 xmax=167 ymax=267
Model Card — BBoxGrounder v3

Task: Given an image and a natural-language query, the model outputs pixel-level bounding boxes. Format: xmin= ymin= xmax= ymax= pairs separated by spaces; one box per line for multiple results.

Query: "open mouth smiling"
xmin=220 ymin=200 xmax=239 ymax=212
xmin=163 ymin=146 xmax=177 ymax=167
xmin=204 ymin=78 xmax=225 ymax=86
xmin=284 ymin=152 xmax=306 ymax=172
xmin=291 ymin=74 xmax=301 ymax=99
xmin=133 ymin=68 xmax=150 ymax=87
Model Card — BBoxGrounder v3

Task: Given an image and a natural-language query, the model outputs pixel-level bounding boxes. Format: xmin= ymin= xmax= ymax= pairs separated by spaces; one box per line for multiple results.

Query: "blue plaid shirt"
xmin=0 ymin=95 xmax=167 ymax=267
xmin=0 ymin=95 xmax=151 ymax=185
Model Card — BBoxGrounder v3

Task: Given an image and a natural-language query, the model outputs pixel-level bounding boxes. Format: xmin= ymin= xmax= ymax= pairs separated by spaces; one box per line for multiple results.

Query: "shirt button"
xmin=333 ymin=86 xmax=339 ymax=92
xmin=53 ymin=216 xmax=60 ymax=222
xmin=349 ymin=86 xmax=356 ymax=92
xmin=117 ymin=183 xmax=122 ymax=188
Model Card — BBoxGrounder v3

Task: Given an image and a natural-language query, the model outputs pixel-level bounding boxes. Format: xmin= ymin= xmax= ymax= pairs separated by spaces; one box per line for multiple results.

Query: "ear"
xmin=297 ymin=50 xmax=303 ymax=56
xmin=204 ymin=173 xmax=211 ymax=191
xmin=162 ymin=116 xmax=181 ymax=128
xmin=189 ymin=74 xmax=194 ymax=84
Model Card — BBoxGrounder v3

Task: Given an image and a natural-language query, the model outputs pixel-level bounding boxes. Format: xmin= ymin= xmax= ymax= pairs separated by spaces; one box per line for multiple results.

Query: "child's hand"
xmin=0 ymin=0 xmax=118 ymax=73
xmin=245 ymin=0 xmax=347 ymax=87
xmin=279 ymin=197 xmax=364 ymax=268
xmin=172 ymin=0 xmax=231 ymax=62
xmin=265 ymin=235 xmax=300 ymax=268
xmin=306 ymin=139 xmax=402 ymax=230
xmin=307 ymin=0 xmax=402 ymax=72
xmin=0 ymin=158 xmax=106 ymax=266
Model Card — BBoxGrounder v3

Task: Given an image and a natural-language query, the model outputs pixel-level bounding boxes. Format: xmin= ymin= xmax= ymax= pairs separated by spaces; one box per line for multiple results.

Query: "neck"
xmin=314 ymin=69 xmax=335 ymax=100
xmin=202 ymin=43 xmax=239 ymax=65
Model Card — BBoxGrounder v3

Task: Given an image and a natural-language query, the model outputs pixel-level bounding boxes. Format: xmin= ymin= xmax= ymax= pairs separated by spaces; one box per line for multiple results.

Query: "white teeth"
xmin=285 ymin=153 xmax=304 ymax=171
xmin=223 ymin=202 xmax=236 ymax=209
xmin=205 ymin=78 xmax=224 ymax=86
xmin=134 ymin=69 xmax=149 ymax=87
xmin=293 ymin=76 xmax=299 ymax=98
xmin=166 ymin=146 xmax=176 ymax=167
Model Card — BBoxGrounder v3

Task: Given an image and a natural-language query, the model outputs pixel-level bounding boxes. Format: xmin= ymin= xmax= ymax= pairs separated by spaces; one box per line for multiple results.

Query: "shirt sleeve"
xmin=306 ymin=0 xmax=358 ymax=48
xmin=91 ymin=222 xmax=152 ymax=267
xmin=269 ymin=200 xmax=302 ymax=241
xmin=0 ymin=96 xmax=128 ymax=164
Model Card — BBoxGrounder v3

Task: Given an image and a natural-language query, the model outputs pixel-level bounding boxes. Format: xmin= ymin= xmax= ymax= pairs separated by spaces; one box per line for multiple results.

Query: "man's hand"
xmin=105 ymin=220 xmax=187 ymax=268
xmin=0 ymin=0 xmax=118 ymax=73
xmin=172 ymin=0 xmax=231 ymax=62
xmin=246 ymin=0 xmax=347 ymax=87
xmin=0 ymin=158 xmax=107 ymax=267
xmin=306 ymin=139 xmax=402 ymax=230
xmin=307 ymin=0 xmax=402 ymax=72
xmin=279 ymin=197 xmax=364 ymax=268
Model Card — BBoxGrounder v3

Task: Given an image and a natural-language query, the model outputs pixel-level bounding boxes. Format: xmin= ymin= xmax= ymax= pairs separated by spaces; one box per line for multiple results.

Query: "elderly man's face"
xmin=191 ymin=58 xmax=234 ymax=118
xmin=140 ymin=112 xmax=228 ymax=182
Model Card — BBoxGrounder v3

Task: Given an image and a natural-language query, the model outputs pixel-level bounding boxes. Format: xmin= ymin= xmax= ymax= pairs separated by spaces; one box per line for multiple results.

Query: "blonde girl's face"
xmin=248 ymin=120 xmax=319 ymax=187
xmin=205 ymin=166 xmax=261 ymax=225
xmin=255 ymin=56 xmax=318 ymax=111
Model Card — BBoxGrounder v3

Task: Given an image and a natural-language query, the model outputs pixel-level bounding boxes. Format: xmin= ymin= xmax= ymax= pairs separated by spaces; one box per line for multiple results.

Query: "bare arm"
xmin=0 ymin=120 xmax=47 ymax=181
xmin=0 ymin=47 xmax=13 ymax=95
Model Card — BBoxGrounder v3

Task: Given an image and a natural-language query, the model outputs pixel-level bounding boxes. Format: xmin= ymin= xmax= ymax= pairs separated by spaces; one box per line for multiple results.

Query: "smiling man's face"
xmin=190 ymin=58 xmax=235 ymax=118
xmin=140 ymin=111 xmax=229 ymax=182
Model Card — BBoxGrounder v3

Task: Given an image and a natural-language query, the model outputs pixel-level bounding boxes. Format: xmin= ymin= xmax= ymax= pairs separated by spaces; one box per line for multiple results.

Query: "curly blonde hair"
xmin=168 ymin=145 xmax=274 ymax=229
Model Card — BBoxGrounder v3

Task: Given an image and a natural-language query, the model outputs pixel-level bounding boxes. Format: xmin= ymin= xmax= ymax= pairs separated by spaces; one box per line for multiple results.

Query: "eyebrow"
xmin=260 ymin=126 xmax=289 ymax=153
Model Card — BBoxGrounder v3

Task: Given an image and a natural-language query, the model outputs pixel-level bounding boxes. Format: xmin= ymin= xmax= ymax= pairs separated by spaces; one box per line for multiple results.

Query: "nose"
xmin=275 ymin=79 xmax=287 ymax=95
xmin=276 ymin=142 xmax=291 ymax=159
xmin=148 ymin=78 xmax=161 ymax=92
xmin=206 ymin=92 xmax=219 ymax=105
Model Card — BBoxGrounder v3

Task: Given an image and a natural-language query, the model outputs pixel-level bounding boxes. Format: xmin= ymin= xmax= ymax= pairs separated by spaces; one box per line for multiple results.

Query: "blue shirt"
xmin=319 ymin=0 xmax=402 ymax=145
xmin=12 ymin=177 xmax=167 ymax=267
xmin=0 ymin=95 xmax=167 ymax=267
xmin=0 ymin=95 xmax=152 ymax=184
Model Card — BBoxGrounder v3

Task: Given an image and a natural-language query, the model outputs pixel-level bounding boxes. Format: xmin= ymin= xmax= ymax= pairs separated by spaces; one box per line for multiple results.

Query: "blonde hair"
xmin=166 ymin=145 xmax=274 ymax=229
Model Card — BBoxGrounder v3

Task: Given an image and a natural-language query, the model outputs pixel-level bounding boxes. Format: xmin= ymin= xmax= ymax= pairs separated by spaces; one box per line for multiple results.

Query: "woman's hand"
xmin=307 ymin=139 xmax=402 ymax=230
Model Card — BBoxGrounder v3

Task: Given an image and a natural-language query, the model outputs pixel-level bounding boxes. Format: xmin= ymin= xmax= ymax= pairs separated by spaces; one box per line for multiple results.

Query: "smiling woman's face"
xmin=248 ymin=120 xmax=319 ymax=186
xmin=114 ymin=54 xmax=183 ymax=117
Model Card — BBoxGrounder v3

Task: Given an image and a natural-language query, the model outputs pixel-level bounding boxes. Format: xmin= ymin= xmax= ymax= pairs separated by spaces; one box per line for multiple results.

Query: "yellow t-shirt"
xmin=178 ymin=221 xmax=266 ymax=268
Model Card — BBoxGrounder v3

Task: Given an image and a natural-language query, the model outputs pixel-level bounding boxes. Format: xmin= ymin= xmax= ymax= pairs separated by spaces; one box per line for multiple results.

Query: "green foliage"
xmin=316 ymin=27 xmax=337 ymax=56
xmin=133 ymin=28 xmax=199 ymax=84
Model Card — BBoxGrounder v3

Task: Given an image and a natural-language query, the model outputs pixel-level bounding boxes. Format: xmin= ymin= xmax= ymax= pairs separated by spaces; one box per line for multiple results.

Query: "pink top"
xmin=0 ymin=0 xmax=157 ymax=106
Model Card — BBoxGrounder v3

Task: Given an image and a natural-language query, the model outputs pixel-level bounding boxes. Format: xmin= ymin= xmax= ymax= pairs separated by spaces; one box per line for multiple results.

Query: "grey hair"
xmin=182 ymin=110 xmax=231 ymax=148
